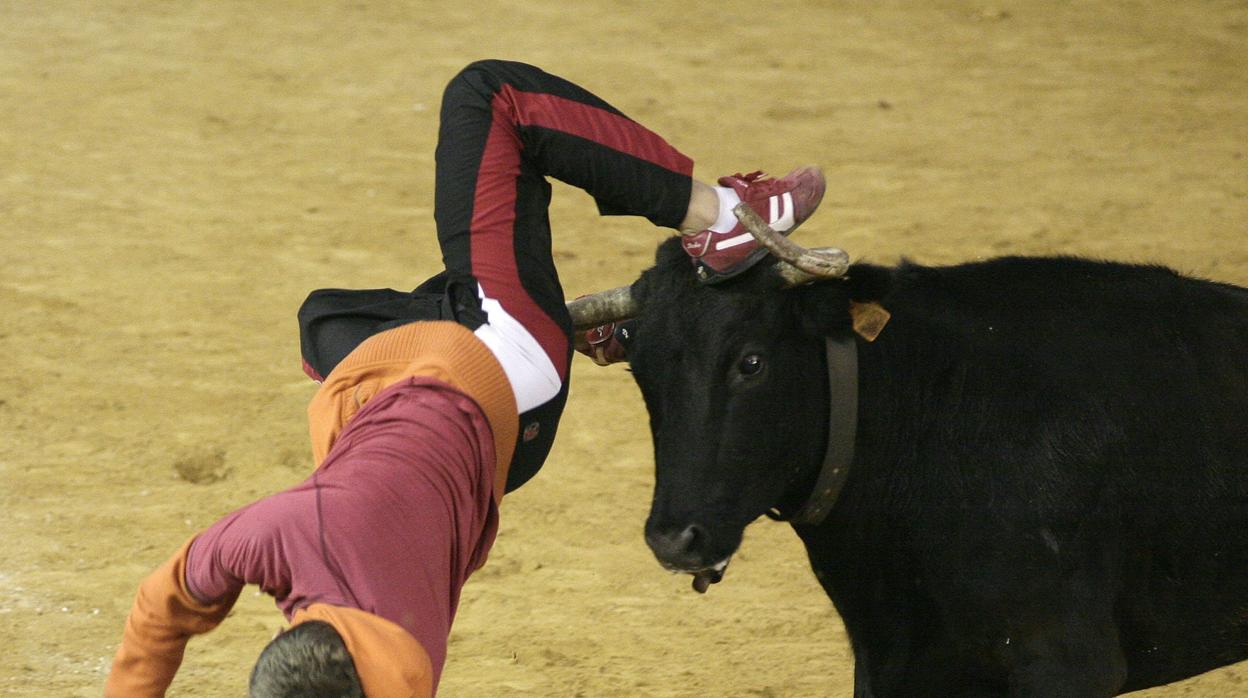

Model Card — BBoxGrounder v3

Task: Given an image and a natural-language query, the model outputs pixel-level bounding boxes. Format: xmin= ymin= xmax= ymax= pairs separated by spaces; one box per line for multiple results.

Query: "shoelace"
xmin=723 ymin=170 xmax=789 ymax=199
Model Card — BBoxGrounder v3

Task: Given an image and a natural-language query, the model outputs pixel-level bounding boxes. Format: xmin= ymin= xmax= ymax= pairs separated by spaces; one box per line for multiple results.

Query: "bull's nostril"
xmin=647 ymin=523 xmax=707 ymax=564
xmin=677 ymin=524 xmax=703 ymax=553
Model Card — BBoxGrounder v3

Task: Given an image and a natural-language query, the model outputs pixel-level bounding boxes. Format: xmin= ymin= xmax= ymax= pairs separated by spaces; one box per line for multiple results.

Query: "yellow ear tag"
xmin=849 ymin=301 xmax=891 ymax=342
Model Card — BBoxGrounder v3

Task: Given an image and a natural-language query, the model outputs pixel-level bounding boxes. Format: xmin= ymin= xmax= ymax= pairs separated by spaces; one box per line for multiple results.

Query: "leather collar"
xmin=770 ymin=335 xmax=858 ymax=526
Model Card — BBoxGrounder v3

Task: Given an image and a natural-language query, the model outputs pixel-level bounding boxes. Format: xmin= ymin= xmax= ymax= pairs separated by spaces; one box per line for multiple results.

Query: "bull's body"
xmin=627 ymin=241 xmax=1248 ymax=696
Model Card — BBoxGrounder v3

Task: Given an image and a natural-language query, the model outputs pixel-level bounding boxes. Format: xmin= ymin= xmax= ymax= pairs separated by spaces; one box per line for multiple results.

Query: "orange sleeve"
xmin=104 ymin=538 xmax=239 ymax=697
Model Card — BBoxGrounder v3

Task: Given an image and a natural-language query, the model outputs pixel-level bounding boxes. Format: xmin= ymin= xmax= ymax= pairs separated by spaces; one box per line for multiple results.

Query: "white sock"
xmin=709 ymin=186 xmax=742 ymax=233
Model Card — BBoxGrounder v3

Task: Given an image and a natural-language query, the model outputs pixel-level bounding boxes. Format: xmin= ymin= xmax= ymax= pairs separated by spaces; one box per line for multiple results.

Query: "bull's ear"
xmin=794 ymin=282 xmax=854 ymax=337
xmin=793 ymin=264 xmax=893 ymax=338
xmin=844 ymin=263 xmax=894 ymax=302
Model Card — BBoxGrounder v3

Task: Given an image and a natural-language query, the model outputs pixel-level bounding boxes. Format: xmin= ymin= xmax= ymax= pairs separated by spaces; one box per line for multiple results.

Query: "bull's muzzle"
xmin=645 ymin=523 xmax=706 ymax=569
xmin=645 ymin=522 xmax=733 ymax=593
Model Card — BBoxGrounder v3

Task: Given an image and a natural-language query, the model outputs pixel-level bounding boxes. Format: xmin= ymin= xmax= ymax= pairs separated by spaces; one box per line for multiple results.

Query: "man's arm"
xmin=105 ymin=538 xmax=240 ymax=697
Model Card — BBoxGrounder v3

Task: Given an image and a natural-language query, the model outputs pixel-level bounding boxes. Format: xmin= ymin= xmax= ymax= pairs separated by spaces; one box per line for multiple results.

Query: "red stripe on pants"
xmin=499 ymin=84 xmax=693 ymax=174
xmin=470 ymin=93 xmax=570 ymax=382
xmin=470 ymin=86 xmax=693 ymax=382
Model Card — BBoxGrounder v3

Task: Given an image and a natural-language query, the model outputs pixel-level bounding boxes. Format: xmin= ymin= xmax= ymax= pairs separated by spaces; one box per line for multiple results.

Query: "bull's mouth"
xmin=660 ymin=556 xmax=732 ymax=594
xmin=646 ymin=517 xmax=748 ymax=593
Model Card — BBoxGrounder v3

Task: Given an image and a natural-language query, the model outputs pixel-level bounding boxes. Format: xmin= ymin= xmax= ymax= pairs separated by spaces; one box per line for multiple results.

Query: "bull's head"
xmin=568 ymin=210 xmax=861 ymax=591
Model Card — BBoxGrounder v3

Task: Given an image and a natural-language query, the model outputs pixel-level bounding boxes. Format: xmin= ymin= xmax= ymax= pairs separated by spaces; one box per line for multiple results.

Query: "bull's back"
xmin=1117 ymin=276 xmax=1248 ymax=690
xmin=886 ymin=257 xmax=1248 ymax=690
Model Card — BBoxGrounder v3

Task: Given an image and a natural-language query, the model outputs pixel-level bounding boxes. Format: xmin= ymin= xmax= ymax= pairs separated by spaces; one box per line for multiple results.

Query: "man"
xmin=106 ymin=59 xmax=825 ymax=697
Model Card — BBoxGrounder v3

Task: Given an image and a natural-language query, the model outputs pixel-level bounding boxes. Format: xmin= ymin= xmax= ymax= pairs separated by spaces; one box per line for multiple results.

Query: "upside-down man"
xmin=105 ymin=59 xmax=825 ymax=697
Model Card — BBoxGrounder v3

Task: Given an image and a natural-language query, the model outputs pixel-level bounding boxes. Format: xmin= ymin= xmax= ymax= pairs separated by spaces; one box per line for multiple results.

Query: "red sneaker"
xmin=681 ymin=166 xmax=826 ymax=283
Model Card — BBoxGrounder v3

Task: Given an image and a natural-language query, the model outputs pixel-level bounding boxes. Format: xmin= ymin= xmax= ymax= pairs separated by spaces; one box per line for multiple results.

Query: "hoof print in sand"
xmin=173 ymin=448 xmax=232 ymax=485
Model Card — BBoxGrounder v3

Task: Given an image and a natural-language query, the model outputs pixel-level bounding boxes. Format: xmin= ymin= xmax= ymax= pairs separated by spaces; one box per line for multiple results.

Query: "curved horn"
xmin=566 ymin=285 xmax=637 ymax=330
xmin=734 ymin=202 xmax=850 ymax=282
xmin=771 ymin=251 xmax=851 ymax=287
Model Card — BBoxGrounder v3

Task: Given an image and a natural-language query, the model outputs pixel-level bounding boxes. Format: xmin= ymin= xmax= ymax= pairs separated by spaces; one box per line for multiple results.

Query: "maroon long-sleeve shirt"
xmin=184 ymin=375 xmax=498 ymax=683
xmin=107 ymin=321 xmax=519 ymax=697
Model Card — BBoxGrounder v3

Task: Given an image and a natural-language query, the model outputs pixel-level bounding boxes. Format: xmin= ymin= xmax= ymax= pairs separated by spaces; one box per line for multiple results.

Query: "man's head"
xmin=249 ymin=620 xmax=364 ymax=698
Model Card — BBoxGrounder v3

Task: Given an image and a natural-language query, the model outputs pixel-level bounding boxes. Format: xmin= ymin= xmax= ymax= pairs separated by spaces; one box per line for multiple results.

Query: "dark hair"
xmin=248 ymin=620 xmax=364 ymax=698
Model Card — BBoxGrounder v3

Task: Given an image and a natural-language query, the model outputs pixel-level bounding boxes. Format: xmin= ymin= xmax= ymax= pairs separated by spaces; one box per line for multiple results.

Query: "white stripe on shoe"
xmin=769 ymin=192 xmax=796 ymax=232
xmin=715 ymin=232 xmax=754 ymax=250
xmin=717 ymin=191 xmax=798 ymax=252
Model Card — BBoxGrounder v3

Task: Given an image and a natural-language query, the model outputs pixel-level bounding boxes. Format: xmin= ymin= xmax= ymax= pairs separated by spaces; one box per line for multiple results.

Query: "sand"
xmin=1 ymin=1 xmax=1245 ymax=695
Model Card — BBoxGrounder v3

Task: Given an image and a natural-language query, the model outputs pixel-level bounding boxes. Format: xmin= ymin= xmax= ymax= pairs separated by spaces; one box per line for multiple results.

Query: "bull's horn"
xmin=772 ymin=251 xmax=851 ymax=287
xmin=734 ymin=202 xmax=849 ymax=281
xmin=566 ymin=285 xmax=637 ymax=330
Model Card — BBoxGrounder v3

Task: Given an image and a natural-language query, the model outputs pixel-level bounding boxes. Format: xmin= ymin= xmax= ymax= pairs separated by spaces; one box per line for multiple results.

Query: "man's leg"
xmin=432 ymin=59 xmax=827 ymax=488
xmin=432 ymin=60 xmax=712 ymax=489
xmin=434 ymin=59 xmax=698 ymax=409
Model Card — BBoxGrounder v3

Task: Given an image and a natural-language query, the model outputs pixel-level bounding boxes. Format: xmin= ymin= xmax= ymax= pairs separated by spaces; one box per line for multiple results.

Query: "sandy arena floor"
xmin=2 ymin=1 xmax=1246 ymax=695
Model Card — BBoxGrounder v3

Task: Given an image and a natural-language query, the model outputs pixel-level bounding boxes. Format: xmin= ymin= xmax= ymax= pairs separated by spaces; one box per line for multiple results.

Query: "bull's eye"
xmin=738 ymin=354 xmax=764 ymax=376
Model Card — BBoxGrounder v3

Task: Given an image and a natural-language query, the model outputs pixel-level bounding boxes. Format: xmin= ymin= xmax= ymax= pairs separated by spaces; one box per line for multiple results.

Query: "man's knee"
xmin=457 ymin=58 xmax=513 ymax=78
xmin=443 ymin=59 xmax=542 ymax=104
xmin=444 ymin=59 xmax=508 ymax=97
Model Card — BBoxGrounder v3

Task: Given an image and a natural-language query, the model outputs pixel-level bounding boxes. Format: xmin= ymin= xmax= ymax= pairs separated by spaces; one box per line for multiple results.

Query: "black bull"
xmin=618 ymin=239 xmax=1248 ymax=696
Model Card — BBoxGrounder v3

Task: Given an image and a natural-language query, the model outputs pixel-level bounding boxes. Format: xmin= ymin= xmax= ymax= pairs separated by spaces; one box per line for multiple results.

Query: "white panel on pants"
xmin=471 ymin=284 xmax=562 ymax=413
